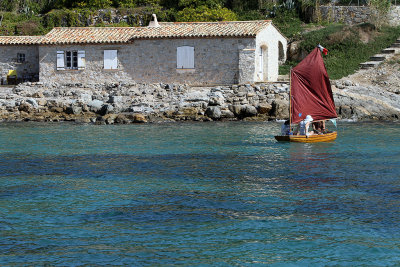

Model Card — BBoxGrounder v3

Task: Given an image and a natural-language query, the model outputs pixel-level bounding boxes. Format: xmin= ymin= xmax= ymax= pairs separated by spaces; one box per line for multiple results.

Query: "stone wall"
xmin=389 ymin=6 xmax=400 ymax=26
xmin=238 ymin=49 xmax=255 ymax=84
xmin=319 ymin=6 xmax=371 ymax=25
xmin=0 ymin=45 xmax=39 ymax=84
xmin=39 ymin=38 xmax=256 ymax=85
xmin=319 ymin=5 xmax=400 ymax=26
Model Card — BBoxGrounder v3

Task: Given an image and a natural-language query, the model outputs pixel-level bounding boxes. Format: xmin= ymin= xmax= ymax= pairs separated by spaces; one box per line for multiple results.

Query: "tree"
xmin=0 ymin=0 xmax=19 ymax=12
xmin=112 ymin=0 xmax=135 ymax=8
xmin=368 ymin=0 xmax=391 ymax=30
xmin=132 ymin=0 xmax=161 ymax=6
xmin=75 ymin=0 xmax=113 ymax=8
xmin=176 ymin=5 xmax=237 ymax=21
xmin=178 ymin=0 xmax=227 ymax=9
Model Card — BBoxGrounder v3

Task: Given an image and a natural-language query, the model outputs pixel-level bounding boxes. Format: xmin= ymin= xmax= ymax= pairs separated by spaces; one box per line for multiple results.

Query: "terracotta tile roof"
xmin=0 ymin=20 xmax=275 ymax=45
xmin=0 ymin=36 xmax=43 ymax=45
xmin=140 ymin=20 xmax=273 ymax=39
xmin=40 ymin=20 xmax=273 ymax=45
xmin=41 ymin=27 xmax=137 ymax=44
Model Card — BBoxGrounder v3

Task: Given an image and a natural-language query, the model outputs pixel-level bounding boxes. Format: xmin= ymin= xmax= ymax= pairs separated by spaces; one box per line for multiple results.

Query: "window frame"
xmin=65 ymin=51 xmax=79 ymax=70
xmin=57 ymin=50 xmax=85 ymax=71
xmin=17 ymin=53 xmax=26 ymax=63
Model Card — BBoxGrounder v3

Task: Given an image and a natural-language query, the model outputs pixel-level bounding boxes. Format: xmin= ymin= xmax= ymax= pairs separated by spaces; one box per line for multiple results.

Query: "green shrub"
xmin=42 ymin=9 xmax=68 ymax=28
xmin=15 ymin=20 xmax=45 ymax=35
xmin=107 ymin=21 xmax=130 ymax=27
xmin=42 ymin=8 xmax=97 ymax=29
xmin=74 ymin=0 xmax=113 ymax=8
xmin=94 ymin=20 xmax=106 ymax=27
xmin=272 ymin=9 xmax=303 ymax=39
xmin=279 ymin=61 xmax=296 ymax=75
xmin=235 ymin=10 xmax=266 ymax=21
xmin=176 ymin=5 xmax=237 ymax=22
xmin=0 ymin=0 xmax=18 ymax=12
xmin=0 ymin=11 xmax=46 ymax=35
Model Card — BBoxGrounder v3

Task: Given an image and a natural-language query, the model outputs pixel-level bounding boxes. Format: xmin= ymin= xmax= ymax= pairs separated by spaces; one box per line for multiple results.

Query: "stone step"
xmin=391 ymin=42 xmax=400 ymax=48
xmin=360 ymin=61 xmax=381 ymax=69
xmin=370 ymin=54 xmax=387 ymax=61
xmin=381 ymin=48 xmax=396 ymax=54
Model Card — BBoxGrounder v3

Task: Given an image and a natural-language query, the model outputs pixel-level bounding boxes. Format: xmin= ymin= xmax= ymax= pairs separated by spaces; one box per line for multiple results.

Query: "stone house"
xmin=0 ymin=19 xmax=287 ymax=85
xmin=0 ymin=36 xmax=41 ymax=83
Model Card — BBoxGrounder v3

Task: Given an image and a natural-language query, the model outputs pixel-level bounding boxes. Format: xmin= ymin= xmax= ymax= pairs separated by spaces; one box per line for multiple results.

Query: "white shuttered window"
xmin=57 ymin=50 xmax=85 ymax=70
xmin=177 ymin=46 xmax=194 ymax=69
xmin=77 ymin=50 xmax=85 ymax=70
xmin=57 ymin=51 xmax=65 ymax=70
xmin=104 ymin=50 xmax=118 ymax=70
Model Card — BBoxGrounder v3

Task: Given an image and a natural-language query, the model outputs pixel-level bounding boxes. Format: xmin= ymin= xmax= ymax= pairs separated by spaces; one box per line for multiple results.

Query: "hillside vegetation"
xmin=0 ymin=0 xmax=320 ymax=36
xmin=0 ymin=0 xmax=399 ymax=80
xmin=283 ymin=24 xmax=400 ymax=79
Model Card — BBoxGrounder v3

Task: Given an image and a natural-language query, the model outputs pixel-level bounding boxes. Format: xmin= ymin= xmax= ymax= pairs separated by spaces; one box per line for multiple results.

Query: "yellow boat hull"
xmin=275 ymin=131 xmax=337 ymax=143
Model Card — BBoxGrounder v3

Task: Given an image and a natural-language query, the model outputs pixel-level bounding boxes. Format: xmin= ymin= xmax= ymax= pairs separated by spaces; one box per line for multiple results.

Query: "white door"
xmin=259 ymin=48 xmax=264 ymax=79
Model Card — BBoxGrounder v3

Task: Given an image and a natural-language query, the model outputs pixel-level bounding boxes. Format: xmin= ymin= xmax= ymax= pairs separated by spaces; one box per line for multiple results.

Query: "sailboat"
xmin=275 ymin=46 xmax=338 ymax=143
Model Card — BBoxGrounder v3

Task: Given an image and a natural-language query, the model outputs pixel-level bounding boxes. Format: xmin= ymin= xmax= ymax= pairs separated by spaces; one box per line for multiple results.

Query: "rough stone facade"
xmin=0 ymin=45 xmax=39 ymax=84
xmin=238 ymin=49 xmax=255 ymax=84
xmin=39 ymin=38 xmax=256 ymax=85
xmin=39 ymin=34 xmax=286 ymax=85
xmin=319 ymin=5 xmax=400 ymax=26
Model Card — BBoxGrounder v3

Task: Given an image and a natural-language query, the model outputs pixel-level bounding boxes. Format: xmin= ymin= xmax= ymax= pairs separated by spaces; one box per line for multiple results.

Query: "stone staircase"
xmin=359 ymin=38 xmax=400 ymax=69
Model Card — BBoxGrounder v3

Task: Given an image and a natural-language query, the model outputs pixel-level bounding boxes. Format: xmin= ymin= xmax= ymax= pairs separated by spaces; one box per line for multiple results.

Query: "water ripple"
xmin=1 ymin=122 xmax=400 ymax=265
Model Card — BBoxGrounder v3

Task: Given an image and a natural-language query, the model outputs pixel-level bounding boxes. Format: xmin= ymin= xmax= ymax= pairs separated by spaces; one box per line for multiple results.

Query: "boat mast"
xmin=289 ymin=68 xmax=292 ymax=128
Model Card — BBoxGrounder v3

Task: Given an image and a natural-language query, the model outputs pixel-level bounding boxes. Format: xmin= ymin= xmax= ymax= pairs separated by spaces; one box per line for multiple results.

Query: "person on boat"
xmin=295 ymin=115 xmax=314 ymax=136
xmin=313 ymin=120 xmax=326 ymax=135
xmin=281 ymin=120 xmax=291 ymax=135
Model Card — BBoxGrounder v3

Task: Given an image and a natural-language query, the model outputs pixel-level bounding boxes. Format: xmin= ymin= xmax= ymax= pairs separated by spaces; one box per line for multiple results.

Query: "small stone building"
xmin=0 ymin=19 xmax=287 ymax=85
xmin=0 ymin=36 xmax=41 ymax=84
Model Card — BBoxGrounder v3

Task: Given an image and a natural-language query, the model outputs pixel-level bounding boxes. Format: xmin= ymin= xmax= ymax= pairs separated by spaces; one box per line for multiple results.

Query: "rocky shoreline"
xmin=0 ymin=82 xmax=291 ymax=124
xmin=332 ymin=52 xmax=400 ymax=121
xmin=1 ymin=53 xmax=399 ymax=124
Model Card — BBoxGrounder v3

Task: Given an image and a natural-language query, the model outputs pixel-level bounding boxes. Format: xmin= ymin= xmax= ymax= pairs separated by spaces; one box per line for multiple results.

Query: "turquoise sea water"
xmin=1 ymin=121 xmax=400 ymax=265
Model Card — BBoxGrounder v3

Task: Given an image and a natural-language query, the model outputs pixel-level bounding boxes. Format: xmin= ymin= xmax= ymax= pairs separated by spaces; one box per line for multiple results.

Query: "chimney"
xmin=148 ymin=14 xmax=160 ymax=27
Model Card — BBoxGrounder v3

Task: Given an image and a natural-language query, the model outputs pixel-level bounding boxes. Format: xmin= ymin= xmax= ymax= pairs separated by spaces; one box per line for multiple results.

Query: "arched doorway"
xmin=258 ymin=45 xmax=268 ymax=81
xmin=278 ymin=41 xmax=285 ymax=65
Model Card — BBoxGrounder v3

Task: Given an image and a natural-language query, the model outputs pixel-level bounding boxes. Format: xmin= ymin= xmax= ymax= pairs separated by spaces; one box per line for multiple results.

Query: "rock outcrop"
xmin=333 ymin=53 xmax=400 ymax=121
xmin=0 ymin=82 xmax=290 ymax=123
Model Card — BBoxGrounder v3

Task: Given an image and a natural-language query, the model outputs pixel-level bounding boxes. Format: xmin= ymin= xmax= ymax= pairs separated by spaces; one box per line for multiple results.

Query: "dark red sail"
xmin=290 ymin=47 xmax=337 ymax=124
